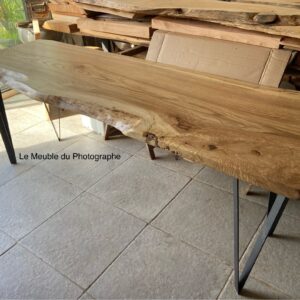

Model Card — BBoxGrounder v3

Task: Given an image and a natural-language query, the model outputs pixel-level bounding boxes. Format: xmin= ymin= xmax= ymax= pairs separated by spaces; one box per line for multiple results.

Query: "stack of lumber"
xmin=73 ymin=0 xmax=300 ymax=41
xmin=44 ymin=0 xmax=86 ymax=33
xmin=45 ymin=0 xmax=152 ymax=45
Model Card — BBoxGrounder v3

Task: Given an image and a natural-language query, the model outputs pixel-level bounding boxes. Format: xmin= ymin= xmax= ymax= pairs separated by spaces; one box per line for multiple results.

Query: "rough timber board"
xmin=216 ymin=21 xmax=300 ymax=39
xmin=43 ymin=20 xmax=79 ymax=33
xmin=77 ymin=18 xmax=151 ymax=38
xmin=73 ymin=0 xmax=300 ymax=36
xmin=74 ymin=3 xmax=141 ymax=19
xmin=73 ymin=0 xmax=300 ymax=13
xmin=152 ymin=17 xmax=282 ymax=49
xmin=48 ymin=3 xmax=86 ymax=16
xmin=0 ymin=40 xmax=299 ymax=199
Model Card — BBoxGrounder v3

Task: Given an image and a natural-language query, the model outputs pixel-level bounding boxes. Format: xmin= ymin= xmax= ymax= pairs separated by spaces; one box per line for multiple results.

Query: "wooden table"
xmin=0 ymin=40 xmax=299 ymax=294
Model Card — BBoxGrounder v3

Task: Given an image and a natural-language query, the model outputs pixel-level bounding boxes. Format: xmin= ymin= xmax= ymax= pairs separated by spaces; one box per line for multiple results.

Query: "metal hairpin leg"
xmin=233 ymin=179 xmax=288 ymax=294
xmin=0 ymin=90 xmax=16 ymax=164
xmin=44 ymin=103 xmax=61 ymax=141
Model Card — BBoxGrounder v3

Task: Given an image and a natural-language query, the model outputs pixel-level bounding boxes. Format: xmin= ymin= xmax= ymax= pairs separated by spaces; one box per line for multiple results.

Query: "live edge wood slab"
xmin=0 ymin=40 xmax=299 ymax=199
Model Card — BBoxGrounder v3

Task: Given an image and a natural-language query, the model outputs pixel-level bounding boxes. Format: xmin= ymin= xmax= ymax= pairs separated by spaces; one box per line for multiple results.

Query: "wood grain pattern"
xmin=0 ymin=40 xmax=299 ymax=199
xmin=77 ymin=17 xmax=151 ymax=38
xmin=48 ymin=3 xmax=86 ymax=16
xmin=74 ymin=2 xmax=142 ymax=19
xmin=51 ymin=13 xmax=81 ymax=23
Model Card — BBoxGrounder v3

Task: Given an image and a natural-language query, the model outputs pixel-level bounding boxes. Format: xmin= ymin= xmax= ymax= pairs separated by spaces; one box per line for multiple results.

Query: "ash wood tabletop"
xmin=0 ymin=40 xmax=299 ymax=199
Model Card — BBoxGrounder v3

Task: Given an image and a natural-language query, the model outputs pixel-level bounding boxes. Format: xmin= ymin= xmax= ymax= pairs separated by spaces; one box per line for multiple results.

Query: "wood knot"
xmin=144 ymin=132 xmax=158 ymax=146
xmin=253 ymin=13 xmax=278 ymax=24
xmin=208 ymin=144 xmax=217 ymax=150
xmin=251 ymin=149 xmax=261 ymax=156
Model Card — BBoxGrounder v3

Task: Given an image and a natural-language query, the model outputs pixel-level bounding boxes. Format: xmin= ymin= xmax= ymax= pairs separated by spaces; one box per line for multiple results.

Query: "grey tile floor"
xmin=0 ymin=95 xmax=299 ymax=299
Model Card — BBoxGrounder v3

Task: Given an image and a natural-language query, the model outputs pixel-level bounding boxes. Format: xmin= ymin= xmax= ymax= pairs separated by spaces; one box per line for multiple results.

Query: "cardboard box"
xmin=147 ymin=31 xmax=292 ymax=87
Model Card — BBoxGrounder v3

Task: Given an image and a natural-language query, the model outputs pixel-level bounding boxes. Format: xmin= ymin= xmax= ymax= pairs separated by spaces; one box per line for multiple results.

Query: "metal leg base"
xmin=0 ymin=90 xmax=16 ymax=164
xmin=147 ymin=144 xmax=156 ymax=160
xmin=44 ymin=103 xmax=61 ymax=141
xmin=233 ymin=178 xmax=288 ymax=294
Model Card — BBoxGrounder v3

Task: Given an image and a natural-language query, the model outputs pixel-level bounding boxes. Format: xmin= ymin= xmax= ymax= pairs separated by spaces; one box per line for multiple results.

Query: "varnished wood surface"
xmin=0 ymin=40 xmax=299 ymax=199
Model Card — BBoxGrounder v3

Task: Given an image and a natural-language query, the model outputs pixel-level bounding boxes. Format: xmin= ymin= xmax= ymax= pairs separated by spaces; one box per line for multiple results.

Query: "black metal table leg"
xmin=233 ymin=178 xmax=288 ymax=294
xmin=0 ymin=90 xmax=17 ymax=164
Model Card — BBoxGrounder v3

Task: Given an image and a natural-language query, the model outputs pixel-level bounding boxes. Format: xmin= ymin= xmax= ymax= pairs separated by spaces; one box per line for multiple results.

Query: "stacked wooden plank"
xmin=76 ymin=14 xmax=152 ymax=44
xmin=44 ymin=0 xmax=86 ymax=33
xmin=73 ymin=0 xmax=300 ymax=40
xmin=45 ymin=0 xmax=152 ymax=45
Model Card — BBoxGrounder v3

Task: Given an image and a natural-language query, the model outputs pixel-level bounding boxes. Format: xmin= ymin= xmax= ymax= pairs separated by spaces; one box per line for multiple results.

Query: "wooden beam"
xmin=0 ymin=40 xmax=299 ymax=199
xmin=2 ymin=89 xmax=18 ymax=100
xmin=51 ymin=13 xmax=81 ymax=23
xmin=77 ymin=17 xmax=152 ymax=39
xmin=32 ymin=19 xmax=41 ymax=40
xmin=280 ymin=37 xmax=300 ymax=51
xmin=74 ymin=0 xmax=300 ymax=12
xmin=48 ymin=3 xmax=86 ymax=16
xmin=152 ymin=17 xmax=282 ymax=48
xmin=75 ymin=3 xmax=142 ymax=19
xmin=216 ymin=21 xmax=300 ymax=40
xmin=43 ymin=20 xmax=79 ymax=33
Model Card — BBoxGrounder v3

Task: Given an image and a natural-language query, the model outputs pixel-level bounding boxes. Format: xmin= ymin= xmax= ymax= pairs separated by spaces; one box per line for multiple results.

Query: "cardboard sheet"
xmin=147 ymin=31 xmax=292 ymax=87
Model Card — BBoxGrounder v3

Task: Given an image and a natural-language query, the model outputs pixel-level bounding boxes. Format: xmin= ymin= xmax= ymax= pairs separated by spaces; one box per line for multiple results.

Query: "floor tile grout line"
xmin=217 ymin=210 xmax=269 ymax=299
xmin=18 ymin=243 xmax=86 ymax=294
xmin=86 ymin=190 xmax=148 ymax=225
xmin=193 ymin=179 xmax=270 ymax=210
xmin=0 ymin=164 xmax=36 ymax=189
xmin=217 ymin=228 xmax=295 ymax=299
xmin=191 ymin=165 xmax=206 ymax=179
xmin=82 ymin=153 xmax=134 ymax=191
xmin=40 ymin=151 xmax=134 ymax=192
xmin=150 ymin=178 xmax=193 ymax=225
xmin=17 ymin=189 xmax=87 ymax=244
xmin=250 ymin=276 xmax=294 ymax=298
xmin=1 ymin=182 xmax=146 ymax=299
xmin=235 ymin=217 xmax=297 ymax=298
xmin=151 ymin=224 xmax=232 ymax=268
xmin=8 ymin=119 xmax=46 ymax=137
xmin=0 ymin=228 xmax=16 ymax=241
xmin=78 ymin=223 xmax=149 ymax=299
xmin=86 ymin=133 xmax=201 ymax=179
xmin=0 ymin=134 xmax=83 ymax=189
xmin=38 ymin=133 xmax=138 ymax=191
xmin=193 ymin=177 xmax=300 ymax=222
xmin=86 ymin=160 xmax=193 ymax=225
xmin=216 ymin=271 xmax=234 ymax=299
xmin=217 ymin=210 xmax=268 ymax=299
xmin=0 ymin=242 xmax=18 ymax=258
